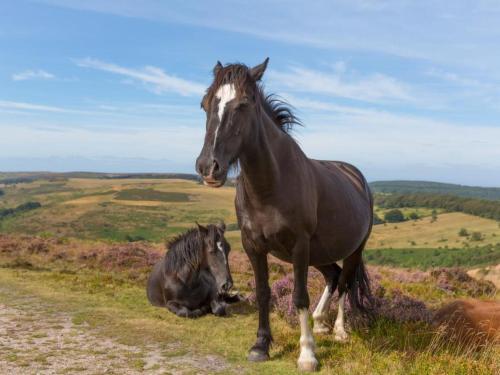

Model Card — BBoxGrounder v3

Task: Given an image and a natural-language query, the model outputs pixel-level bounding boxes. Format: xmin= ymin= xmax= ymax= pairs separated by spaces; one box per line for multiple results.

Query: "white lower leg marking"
xmin=313 ymin=286 xmax=332 ymax=333
xmin=297 ymin=308 xmax=318 ymax=371
xmin=334 ymin=293 xmax=348 ymax=342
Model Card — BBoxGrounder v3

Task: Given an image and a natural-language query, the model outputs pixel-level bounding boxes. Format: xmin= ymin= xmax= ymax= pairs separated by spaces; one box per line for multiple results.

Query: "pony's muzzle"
xmin=221 ymin=280 xmax=233 ymax=293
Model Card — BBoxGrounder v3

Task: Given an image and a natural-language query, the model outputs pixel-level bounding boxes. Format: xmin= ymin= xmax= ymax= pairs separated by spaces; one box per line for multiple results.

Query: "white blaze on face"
xmin=217 ymin=241 xmax=227 ymax=264
xmin=213 ymin=83 xmax=236 ymax=149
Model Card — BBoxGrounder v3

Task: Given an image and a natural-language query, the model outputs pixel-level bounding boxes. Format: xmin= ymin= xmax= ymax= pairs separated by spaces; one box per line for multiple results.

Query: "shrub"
xmin=408 ymin=212 xmax=419 ymax=220
xmin=373 ymin=213 xmax=385 ymax=225
xmin=458 ymin=228 xmax=469 ymax=237
xmin=0 ymin=201 xmax=41 ymax=219
xmin=470 ymin=231 xmax=483 ymax=241
xmin=226 ymin=223 xmax=240 ymax=231
xmin=384 ymin=209 xmax=405 ymax=223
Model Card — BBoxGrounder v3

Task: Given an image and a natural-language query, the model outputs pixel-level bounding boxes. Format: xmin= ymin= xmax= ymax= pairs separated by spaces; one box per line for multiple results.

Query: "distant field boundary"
xmin=0 ymin=172 xmax=201 ymax=185
xmin=365 ymin=244 xmax=500 ymax=269
xmin=374 ymin=193 xmax=500 ymax=221
xmin=370 ymin=180 xmax=500 ymax=200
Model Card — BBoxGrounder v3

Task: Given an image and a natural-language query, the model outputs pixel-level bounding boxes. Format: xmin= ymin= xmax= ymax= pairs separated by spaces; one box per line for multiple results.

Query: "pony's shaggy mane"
xmin=205 ymin=63 xmax=302 ymax=134
xmin=164 ymin=225 xmax=217 ymax=273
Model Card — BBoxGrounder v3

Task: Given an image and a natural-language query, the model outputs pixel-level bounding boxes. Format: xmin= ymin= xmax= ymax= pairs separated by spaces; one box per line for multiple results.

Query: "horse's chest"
xmin=240 ymin=206 xmax=293 ymax=252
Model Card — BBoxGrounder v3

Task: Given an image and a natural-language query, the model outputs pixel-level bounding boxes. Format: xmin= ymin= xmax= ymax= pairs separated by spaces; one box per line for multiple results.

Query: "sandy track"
xmin=0 ymin=292 xmax=229 ymax=375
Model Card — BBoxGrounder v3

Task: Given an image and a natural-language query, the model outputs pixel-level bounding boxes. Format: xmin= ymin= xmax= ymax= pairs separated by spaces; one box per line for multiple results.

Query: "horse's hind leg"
xmin=335 ymin=243 xmax=372 ymax=342
xmin=312 ymin=263 xmax=342 ymax=334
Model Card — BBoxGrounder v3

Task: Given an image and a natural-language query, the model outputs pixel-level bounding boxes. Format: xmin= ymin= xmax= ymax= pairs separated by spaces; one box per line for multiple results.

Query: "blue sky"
xmin=1 ymin=0 xmax=499 ymax=186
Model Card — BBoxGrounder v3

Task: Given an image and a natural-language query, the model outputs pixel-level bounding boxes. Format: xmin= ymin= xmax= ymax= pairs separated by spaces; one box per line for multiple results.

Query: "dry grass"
xmin=368 ymin=212 xmax=500 ymax=249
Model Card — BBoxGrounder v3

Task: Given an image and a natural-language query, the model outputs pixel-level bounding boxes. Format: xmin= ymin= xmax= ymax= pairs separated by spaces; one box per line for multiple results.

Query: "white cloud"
xmin=269 ymin=66 xmax=414 ymax=104
xmin=75 ymin=58 xmax=205 ymax=96
xmin=12 ymin=69 xmax=55 ymax=81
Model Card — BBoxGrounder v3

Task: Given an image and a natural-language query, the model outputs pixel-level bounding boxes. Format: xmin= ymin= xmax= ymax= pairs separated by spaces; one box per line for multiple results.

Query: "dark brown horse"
xmin=196 ymin=59 xmax=373 ymax=371
xmin=147 ymin=222 xmax=239 ymax=318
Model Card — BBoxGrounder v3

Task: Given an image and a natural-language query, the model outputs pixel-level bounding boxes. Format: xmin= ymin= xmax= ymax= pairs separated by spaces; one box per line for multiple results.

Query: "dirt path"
xmin=0 ymin=291 xmax=230 ymax=374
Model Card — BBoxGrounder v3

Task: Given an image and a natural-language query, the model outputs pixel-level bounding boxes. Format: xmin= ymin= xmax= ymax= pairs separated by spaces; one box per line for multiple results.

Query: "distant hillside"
xmin=370 ymin=180 xmax=500 ymax=200
xmin=0 ymin=172 xmax=200 ymax=185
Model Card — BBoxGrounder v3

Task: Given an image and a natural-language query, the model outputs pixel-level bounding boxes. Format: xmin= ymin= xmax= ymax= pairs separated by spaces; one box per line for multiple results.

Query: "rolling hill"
xmin=370 ymin=180 xmax=500 ymax=200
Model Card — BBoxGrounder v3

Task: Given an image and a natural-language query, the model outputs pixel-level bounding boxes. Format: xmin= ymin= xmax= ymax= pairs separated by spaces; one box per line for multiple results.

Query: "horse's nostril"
xmin=212 ymin=159 xmax=220 ymax=173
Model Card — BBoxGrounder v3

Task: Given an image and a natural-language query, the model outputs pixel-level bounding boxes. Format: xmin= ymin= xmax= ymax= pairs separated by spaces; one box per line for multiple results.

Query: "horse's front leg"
xmin=293 ymin=236 xmax=318 ymax=372
xmin=246 ymin=245 xmax=272 ymax=362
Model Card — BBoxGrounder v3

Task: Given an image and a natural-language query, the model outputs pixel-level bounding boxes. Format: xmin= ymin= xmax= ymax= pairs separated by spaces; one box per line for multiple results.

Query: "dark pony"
xmin=147 ymin=222 xmax=240 ymax=318
xmin=196 ymin=59 xmax=373 ymax=371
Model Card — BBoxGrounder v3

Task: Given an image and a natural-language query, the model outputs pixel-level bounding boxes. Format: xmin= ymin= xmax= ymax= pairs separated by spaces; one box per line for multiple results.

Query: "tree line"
xmin=374 ymin=193 xmax=500 ymax=221
xmin=370 ymin=180 xmax=500 ymax=200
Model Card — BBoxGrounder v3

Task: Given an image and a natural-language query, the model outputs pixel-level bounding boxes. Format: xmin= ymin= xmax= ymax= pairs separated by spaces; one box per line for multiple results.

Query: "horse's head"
xmin=196 ymin=58 xmax=269 ymax=187
xmin=197 ymin=222 xmax=233 ymax=294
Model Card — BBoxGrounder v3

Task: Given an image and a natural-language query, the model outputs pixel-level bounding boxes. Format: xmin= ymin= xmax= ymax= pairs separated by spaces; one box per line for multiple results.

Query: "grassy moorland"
xmin=0 ymin=236 xmax=497 ymax=374
xmin=0 ymin=176 xmax=499 ymax=373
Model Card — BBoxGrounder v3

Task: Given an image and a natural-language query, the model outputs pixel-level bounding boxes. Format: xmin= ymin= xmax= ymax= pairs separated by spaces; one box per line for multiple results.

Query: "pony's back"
xmin=146 ymin=260 xmax=166 ymax=307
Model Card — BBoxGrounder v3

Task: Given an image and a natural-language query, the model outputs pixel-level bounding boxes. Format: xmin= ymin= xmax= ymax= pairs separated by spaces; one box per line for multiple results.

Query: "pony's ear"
xmin=216 ymin=221 xmax=226 ymax=232
xmin=250 ymin=57 xmax=269 ymax=81
xmin=195 ymin=221 xmax=208 ymax=234
xmin=213 ymin=61 xmax=223 ymax=76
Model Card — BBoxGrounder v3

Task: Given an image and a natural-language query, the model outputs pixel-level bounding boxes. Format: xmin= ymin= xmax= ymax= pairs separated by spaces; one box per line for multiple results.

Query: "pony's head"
xmin=197 ymin=222 xmax=233 ymax=294
xmin=166 ymin=222 xmax=233 ymax=294
xmin=196 ymin=58 xmax=269 ymax=187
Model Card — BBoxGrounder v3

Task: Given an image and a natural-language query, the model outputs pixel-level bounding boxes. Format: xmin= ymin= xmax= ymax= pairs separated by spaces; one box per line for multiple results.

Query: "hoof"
xmin=313 ymin=322 xmax=330 ymax=335
xmin=247 ymin=349 xmax=269 ymax=362
xmin=334 ymin=330 xmax=349 ymax=343
xmin=297 ymin=358 xmax=319 ymax=372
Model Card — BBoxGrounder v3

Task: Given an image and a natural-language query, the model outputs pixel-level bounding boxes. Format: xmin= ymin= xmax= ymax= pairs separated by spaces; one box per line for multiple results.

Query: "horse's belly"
xmin=309 ymin=214 xmax=371 ymax=265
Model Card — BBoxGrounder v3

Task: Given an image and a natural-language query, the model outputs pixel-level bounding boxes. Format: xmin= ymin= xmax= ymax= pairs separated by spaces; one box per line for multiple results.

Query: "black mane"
xmin=164 ymin=225 xmax=217 ymax=273
xmin=206 ymin=63 xmax=301 ymax=134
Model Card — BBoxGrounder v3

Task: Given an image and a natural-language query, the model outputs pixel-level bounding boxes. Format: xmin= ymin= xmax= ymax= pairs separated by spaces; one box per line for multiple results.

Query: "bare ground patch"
xmin=0 ymin=289 xmax=230 ymax=374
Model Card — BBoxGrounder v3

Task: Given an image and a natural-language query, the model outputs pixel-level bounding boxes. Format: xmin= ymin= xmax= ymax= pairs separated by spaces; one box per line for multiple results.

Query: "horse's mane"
xmin=164 ymin=225 xmax=217 ymax=273
xmin=206 ymin=63 xmax=302 ymax=134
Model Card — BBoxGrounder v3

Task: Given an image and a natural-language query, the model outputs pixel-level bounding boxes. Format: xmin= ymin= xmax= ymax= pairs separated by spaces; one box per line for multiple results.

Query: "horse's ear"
xmin=195 ymin=221 xmax=208 ymax=234
xmin=213 ymin=61 xmax=223 ymax=76
xmin=216 ymin=221 xmax=226 ymax=232
xmin=249 ymin=57 xmax=269 ymax=81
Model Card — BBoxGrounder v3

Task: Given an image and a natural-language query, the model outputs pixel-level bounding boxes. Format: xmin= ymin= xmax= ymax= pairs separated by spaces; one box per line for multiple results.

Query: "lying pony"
xmin=147 ymin=222 xmax=240 ymax=318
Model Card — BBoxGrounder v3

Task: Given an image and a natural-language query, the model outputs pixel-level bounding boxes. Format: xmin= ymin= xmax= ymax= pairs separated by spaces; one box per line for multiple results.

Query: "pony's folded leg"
xmin=166 ymin=301 xmax=207 ymax=319
xmin=210 ymin=299 xmax=228 ymax=316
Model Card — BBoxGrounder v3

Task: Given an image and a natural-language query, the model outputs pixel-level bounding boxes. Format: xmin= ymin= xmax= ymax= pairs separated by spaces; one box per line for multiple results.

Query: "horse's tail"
xmin=346 ymin=258 xmax=373 ymax=316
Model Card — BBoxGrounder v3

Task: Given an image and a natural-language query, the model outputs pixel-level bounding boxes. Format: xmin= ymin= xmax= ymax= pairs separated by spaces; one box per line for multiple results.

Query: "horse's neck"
xmin=238 ymin=111 xmax=291 ymax=203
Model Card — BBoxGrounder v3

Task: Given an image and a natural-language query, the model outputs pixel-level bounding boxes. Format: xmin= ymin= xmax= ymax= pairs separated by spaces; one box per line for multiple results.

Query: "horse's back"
xmin=147 ymin=260 xmax=166 ymax=307
xmin=313 ymin=160 xmax=371 ymax=202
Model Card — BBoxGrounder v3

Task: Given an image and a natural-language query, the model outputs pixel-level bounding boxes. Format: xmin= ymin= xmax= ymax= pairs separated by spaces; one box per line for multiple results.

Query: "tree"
xmin=458 ymin=228 xmax=469 ymax=237
xmin=431 ymin=209 xmax=438 ymax=223
xmin=384 ymin=209 xmax=405 ymax=223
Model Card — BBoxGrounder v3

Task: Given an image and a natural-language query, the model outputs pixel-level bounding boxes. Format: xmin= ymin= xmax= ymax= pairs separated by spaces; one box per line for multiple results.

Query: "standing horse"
xmin=196 ymin=59 xmax=373 ymax=371
xmin=147 ymin=222 xmax=238 ymax=318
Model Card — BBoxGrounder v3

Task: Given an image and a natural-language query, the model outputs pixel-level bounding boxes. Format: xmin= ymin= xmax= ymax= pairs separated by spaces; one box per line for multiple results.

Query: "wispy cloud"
xmin=0 ymin=100 xmax=69 ymax=113
xmin=269 ymin=65 xmax=414 ymax=104
xmin=12 ymin=69 xmax=55 ymax=81
xmin=75 ymin=58 xmax=205 ymax=96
